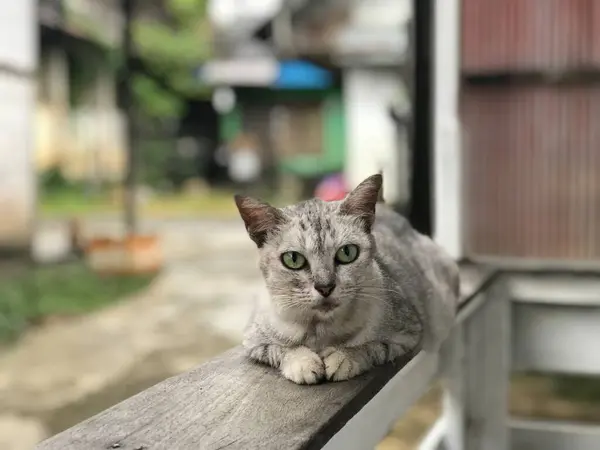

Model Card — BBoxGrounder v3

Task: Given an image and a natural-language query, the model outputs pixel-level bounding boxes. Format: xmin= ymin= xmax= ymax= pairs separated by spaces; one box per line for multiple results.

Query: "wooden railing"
xmin=35 ymin=268 xmax=600 ymax=450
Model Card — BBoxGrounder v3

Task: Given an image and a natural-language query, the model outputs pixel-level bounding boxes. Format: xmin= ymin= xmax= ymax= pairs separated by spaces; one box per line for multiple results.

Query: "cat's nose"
xmin=314 ymin=283 xmax=336 ymax=297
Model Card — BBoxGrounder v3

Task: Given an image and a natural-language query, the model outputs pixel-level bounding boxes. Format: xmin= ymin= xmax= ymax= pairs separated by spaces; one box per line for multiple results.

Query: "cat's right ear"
xmin=234 ymin=195 xmax=285 ymax=247
xmin=339 ymin=174 xmax=382 ymax=233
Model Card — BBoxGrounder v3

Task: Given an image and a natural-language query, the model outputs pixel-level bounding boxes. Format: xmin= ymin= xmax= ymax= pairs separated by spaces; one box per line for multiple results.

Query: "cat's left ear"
xmin=339 ymin=174 xmax=382 ymax=232
xmin=234 ymin=195 xmax=285 ymax=247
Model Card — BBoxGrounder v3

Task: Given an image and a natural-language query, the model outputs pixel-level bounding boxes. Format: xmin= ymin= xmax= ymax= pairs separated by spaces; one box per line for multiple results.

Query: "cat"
xmin=234 ymin=174 xmax=459 ymax=384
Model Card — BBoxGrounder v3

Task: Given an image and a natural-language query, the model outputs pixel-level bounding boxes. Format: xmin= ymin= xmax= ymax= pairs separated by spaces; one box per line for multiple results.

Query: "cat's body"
xmin=235 ymin=175 xmax=459 ymax=384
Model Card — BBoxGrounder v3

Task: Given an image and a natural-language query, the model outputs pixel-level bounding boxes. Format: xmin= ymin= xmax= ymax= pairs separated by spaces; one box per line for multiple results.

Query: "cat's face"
xmin=235 ymin=174 xmax=382 ymax=322
xmin=258 ymin=200 xmax=377 ymax=320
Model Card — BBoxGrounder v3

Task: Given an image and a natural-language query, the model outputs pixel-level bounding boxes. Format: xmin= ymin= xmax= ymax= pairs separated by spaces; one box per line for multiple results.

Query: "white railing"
xmin=34 ymin=269 xmax=600 ymax=450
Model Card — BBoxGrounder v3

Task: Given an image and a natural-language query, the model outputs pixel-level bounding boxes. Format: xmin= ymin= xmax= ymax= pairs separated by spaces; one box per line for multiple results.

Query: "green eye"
xmin=335 ymin=244 xmax=359 ymax=264
xmin=281 ymin=251 xmax=307 ymax=270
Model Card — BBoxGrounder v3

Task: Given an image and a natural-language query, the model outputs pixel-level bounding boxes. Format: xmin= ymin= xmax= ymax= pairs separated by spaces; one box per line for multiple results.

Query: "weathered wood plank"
xmin=35 ymin=266 xmax=491 ymax=450
xmin=36 ymin=347 xmax=416 ymax=450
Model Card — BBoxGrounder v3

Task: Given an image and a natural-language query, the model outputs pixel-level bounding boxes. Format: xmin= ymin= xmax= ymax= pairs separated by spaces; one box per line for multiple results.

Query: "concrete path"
xmin=2 ymin=218 xmax=260 ymax=447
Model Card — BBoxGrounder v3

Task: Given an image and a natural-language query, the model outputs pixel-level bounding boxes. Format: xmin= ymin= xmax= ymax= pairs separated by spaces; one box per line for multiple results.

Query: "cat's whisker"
xmin=349 ymin=284 xmax=409 ymax=296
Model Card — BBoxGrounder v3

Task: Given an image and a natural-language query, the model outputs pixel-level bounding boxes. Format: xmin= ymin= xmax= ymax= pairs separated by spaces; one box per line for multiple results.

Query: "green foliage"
xmin=38 ymin=167 xmax=114 ymax=216
xmin=139 ymin=138 xmax=178 ymax=188
xmin=0 ymin=264 xmax=154 ymax=342
xmin=133 ymin=0 xmax=213 ymax=118
xmin=63 ymin=3 xmax=114 ymax=47
xmin=133 ymin=75 xmax=185 ymax=118
xmin=39 ymin=166 xmax=94 ymax=196
xmin=60 ymin=0 xmax=213 ymax=118
xmin=69 ymin=52 xmax=101 ymax=107
xmin=169 ymin=0 xmax=209 ymax=22
xmin=39 ymin=166 xmax=72 ymax=193
xmin=552 ymin=375 xmax=600 ymax=403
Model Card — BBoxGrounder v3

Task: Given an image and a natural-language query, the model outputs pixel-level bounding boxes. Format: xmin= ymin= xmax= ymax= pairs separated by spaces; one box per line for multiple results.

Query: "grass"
xmin=143 ymin=190 xmax=239 ymax=218
xmin=511 ymin=374 xmax=600 ymax=423
xmin=39 ymin=187 xmax=298 ymax=220
xmin=39 ymin=190 xmax=114 ymax=216
xmin=0 ymin=263 xmax=154 ymax=342
xmin=39 ymin=188 xmax=241 ymax=219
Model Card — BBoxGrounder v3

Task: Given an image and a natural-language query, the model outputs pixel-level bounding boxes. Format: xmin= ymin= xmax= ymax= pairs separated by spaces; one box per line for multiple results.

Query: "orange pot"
xmin=86 ymin=234 xmax=162 ymax=275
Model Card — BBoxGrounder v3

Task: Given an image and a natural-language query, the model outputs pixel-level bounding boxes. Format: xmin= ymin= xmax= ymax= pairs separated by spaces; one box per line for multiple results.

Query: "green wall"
xmin=217 ymin=87 xmax=347 ymax=177
xmin=278 ymin=88 xmax=346 ymax=176
xmin=322 ymin=89 xmax=345 ymax=167
xmin=218 ymin=106 xmax=242 ymax=142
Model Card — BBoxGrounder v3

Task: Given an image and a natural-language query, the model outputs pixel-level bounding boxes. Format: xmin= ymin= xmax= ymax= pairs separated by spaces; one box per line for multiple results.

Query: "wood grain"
xmin=35 ymin=348 xmax=413 ymax=450
xmin=36 ymin=267 xmax=491 ymax=450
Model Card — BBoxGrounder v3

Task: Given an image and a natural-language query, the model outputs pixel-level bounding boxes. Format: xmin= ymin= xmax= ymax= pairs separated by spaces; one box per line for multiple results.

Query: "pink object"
xmin=315 ymin=174 xmax=347 ymax=201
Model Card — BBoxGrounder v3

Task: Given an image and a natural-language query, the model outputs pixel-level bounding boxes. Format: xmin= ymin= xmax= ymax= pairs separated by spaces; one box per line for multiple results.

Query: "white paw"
xmin=280 ymin=347 xmax=324 ymax=385
xmin=321 ymin=347 xmax=364 ymax=382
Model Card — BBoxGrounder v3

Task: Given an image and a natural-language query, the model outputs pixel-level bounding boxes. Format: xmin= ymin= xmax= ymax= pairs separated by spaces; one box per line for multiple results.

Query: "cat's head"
xmin=234 ymin=174 xmax=382 ymax=321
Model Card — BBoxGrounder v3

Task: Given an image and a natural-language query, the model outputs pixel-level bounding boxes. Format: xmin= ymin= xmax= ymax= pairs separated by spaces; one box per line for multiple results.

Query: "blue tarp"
xmin=196 ymin=59 xmax=333 ymax=89
xmin=274 ymin=60 xmax=333 ymax=89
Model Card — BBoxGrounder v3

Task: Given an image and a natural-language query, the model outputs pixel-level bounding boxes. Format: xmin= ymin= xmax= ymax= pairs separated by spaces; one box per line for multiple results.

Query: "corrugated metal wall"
xmin=462 ymin=0 xmax=600 ymax=73
xmin=462 ymin=85 xmax=600 ymax=259
xmin=461 ymin=0 xmax=600 ymax=260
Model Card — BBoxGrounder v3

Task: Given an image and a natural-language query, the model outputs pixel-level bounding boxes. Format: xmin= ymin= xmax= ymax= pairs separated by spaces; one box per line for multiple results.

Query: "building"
xmin=203 ymin=0 xmax=411 ymax=203
xmin=0 ymin=1 xmax=38 ymax=256
xmin=271 ymin=0 xmax=412 ymax=206
xmin=37 ymin=0 xmax=126 ymax=183
xmin=202 ymin=0 xmax=344 ymax=195
xmin=442 ymin=0 xmax=600 ymax=263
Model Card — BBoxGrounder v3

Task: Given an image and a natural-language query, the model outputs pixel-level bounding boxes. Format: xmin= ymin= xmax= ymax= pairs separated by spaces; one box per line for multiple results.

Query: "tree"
xmin=132 ymin=0 xmax=212 ymax=118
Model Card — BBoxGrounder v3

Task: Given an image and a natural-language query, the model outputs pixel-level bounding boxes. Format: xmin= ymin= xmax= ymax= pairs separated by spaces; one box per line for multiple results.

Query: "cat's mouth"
xmin=313 ymin=300 xmax=340 ymax=313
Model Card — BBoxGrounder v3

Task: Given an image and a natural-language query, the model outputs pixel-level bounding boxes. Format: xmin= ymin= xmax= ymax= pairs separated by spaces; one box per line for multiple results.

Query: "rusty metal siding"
xmin=462 ymin=0 xmax=600 ymax=73
xmin=462 ymin=85 xmax=600 ymax=260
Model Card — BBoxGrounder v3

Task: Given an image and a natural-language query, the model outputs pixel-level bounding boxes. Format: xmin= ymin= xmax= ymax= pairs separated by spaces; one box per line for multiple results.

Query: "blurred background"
xmin=1 ymin=0 xmax=599 ymax=449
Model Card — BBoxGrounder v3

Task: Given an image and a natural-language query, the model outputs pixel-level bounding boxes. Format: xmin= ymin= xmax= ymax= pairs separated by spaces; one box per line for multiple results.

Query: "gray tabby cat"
xmin=234 ymin=174 xmax=459 ymax=384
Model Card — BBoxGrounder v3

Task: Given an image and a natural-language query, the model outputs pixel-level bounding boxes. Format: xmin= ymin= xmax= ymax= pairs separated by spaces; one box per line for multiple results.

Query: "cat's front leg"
xmin=247 ymin=343 xmax=286 ymax=368
xmin=320 ymin=340 xmax=415 ymax=382
xmin=247 ymin=344 xmax=325 ymax=385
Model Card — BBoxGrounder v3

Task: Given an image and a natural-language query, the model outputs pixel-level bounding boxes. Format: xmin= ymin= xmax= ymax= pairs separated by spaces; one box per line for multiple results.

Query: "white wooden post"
xmin=442 ymin=280 xmax=511 ymax=450
xmin=433 ymin=0 xmax=462 ymax=259
xmin=440 ymin=324 xmax=466 ymax=450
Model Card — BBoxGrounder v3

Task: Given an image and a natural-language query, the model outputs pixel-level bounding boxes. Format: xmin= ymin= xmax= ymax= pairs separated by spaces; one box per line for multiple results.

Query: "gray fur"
xmin=235 ymin=174 xmax=459 ymax=384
